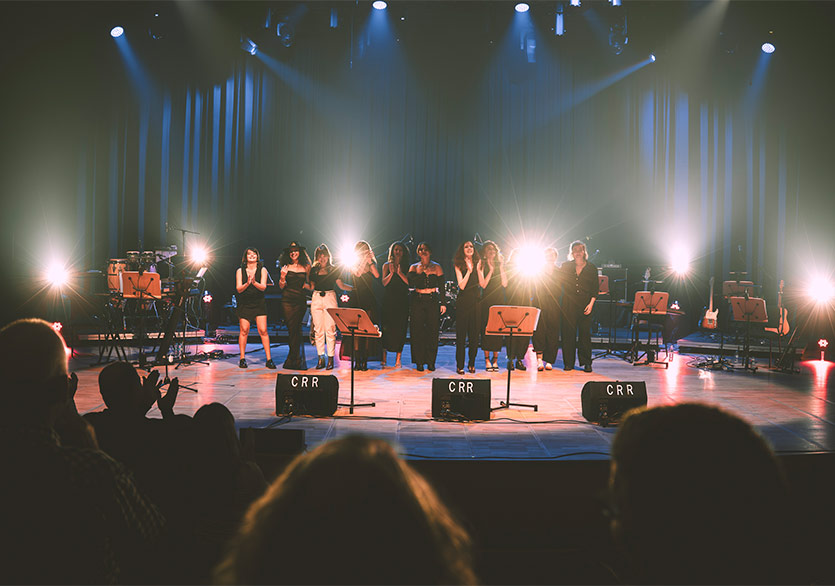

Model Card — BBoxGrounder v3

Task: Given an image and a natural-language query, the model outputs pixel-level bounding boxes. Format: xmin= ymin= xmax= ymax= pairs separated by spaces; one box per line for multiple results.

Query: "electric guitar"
xmin=701 ymin=276 xmax=718 ymax=329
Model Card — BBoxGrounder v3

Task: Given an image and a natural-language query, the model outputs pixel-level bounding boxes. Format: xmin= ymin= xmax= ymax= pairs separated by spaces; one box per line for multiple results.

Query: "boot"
xmin=316 ymin=355 xmax=326 ymax=370
xmin=326 ymin=356 xmax=334 ymax=370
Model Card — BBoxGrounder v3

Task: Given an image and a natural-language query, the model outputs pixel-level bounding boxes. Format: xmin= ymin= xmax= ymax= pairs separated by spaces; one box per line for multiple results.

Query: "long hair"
xmin=415 ymin=241 xmax=432 ymax=259
xmin=480 ymin=240 xmax=503 ymax=270
xmin=387 ymin=241 xmax=411 ymax=272
xmin=312 ymin=244 xmax=334 ymax=269
xmin=215 ymin=435 xmax=476 ymax=585
xmin=278 ymin=247 xmax=311 ymax=268
xmin=452 ymin=240 xmax=481 ymax=272
xmin=240 ymin=247 xmax=263 ymax=272
xmin=354 ymin=240 xmax=377 ymax=265
xmin=567 ymin=240 xmax=588 ymax=262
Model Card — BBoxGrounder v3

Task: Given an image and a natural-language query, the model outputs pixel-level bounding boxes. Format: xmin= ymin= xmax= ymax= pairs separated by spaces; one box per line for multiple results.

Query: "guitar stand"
xmin=485 ymin=305 xmax=540 ymax=412
xmin=629 ymin=290 xmax=669 ymax=369
xmin=328 ymin=308 xmax=379 ymax=414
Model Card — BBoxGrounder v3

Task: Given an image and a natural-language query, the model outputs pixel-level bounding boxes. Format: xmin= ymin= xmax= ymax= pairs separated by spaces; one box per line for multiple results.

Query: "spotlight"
xmin=110 ymin=26 xmax=124 ymax=38
xmin=570 ymin=0 xmax=581 ymax=7
xmin=277 ymin=22 xmax=295 ymax=48
xmin=241 ymin=38 xmax=258 ymax=55
xmin=515 ymin=3 xmax=530 ymax=13
xmin=372 ymin=1 xmax=387 ymax=10
xmin=202 ymin=291 xmax=213 ymax=304
xmin=190 ymin=245 xmax=210 ymax=267
xmin=340 ymin=244 xmax=359 ymax=269
xmin=670 ymin=248 xmax=690 ymax=277
xmin=610 ymin=0 xmax=622 ymax=5
xmin=761 ymin=42 xmax=775 ymax=54
xmin=650 ymin=53 xmax=656 ymax=62
xmin=46 ymin=261 xmax=70 ymax=289
xmin=515 ymin=245 xmax=546 ymax=280
xmin=52 ymin=322 xmax=63 ymax=333
xmin=808 ymin=275 xmax=835 ymax=306
xmin=820 ymin=339 xmax=829 ymax=362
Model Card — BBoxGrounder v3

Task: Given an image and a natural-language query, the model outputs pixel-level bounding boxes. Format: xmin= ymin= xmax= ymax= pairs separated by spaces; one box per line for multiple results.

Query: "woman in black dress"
xmin=235 ymin=247 xmax=275 ymax=369
xmin=560 ymin=240 xmax=599 ymax=372
xmin=351 ymin=240 xmax=379 ymax=371
xmin=278 ymin=241 xmax=311 ymax=370
xmin=381 ymin=240 xmax=410 ymax=369
xmin=479 ymin=240 xmax=507 ymax=372
xmin=453 ymin=240 xmax=483 ymax=374
xmin=408 ymin=242 xmax=446 ymax=372
xmin=533 ymin=247 xmax=561 ymax=371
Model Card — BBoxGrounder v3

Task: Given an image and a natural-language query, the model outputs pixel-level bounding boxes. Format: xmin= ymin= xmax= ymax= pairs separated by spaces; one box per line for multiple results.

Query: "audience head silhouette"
xmin=0 ymin=318 xmax=70 ymax=424
xmin=98 ymin=360 xmax=146 ymax=415
xmin=609 ymin=403 xmax=791 ymax=584
xmin=216 ymin=434 xmax=475 ymax=585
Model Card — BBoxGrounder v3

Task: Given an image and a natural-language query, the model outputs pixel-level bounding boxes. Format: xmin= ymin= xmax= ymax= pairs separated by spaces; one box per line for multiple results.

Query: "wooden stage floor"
xmin=69 ymin=341 xmax=835 ymax=460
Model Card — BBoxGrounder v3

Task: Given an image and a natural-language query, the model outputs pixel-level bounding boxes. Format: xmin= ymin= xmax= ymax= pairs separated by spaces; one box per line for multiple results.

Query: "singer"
xmin=235 ymin=247 xmax=275 ymax=369
xmin=560 ymin=240 xmax=598 ymax=372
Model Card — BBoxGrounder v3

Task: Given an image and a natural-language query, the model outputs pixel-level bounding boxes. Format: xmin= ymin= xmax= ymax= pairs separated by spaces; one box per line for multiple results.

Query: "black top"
xmin=282 ymin=270 xmax=307 ymax=303
xmin=409 ymin=270 xmax=441 ymax=290
xmin=560 ymin=260 xmax=599 ymax=304
xmin=309 ymin=265 xmax=342 ymax=292
xmin=237 ymin=266 xmax=265 ymax=307
xmin=533 ymin=267 xmax=561 ymax=311
xmin=456 ymin=264 xmax=480 ymax=303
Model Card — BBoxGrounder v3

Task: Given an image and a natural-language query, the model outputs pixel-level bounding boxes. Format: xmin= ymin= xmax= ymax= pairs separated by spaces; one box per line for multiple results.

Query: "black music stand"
xmin=630 ymin=291 xmax=669 ymax=368
xmin=593 ymin=274 xmax=628 ymax=360
xmin=729 ymin=296 xmax=768 ymax=373
xmin=485 ymin=305 xmax=540 ymax=412
xmin=328 ymin=307 xmax=379 ymax=414
xmin=122 ymin=271 xmax=161 ymax=369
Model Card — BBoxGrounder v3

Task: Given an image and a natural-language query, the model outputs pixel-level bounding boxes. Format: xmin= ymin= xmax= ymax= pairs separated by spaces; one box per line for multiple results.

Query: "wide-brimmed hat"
xmin=283 ymin=241 xmax=306 ymax=253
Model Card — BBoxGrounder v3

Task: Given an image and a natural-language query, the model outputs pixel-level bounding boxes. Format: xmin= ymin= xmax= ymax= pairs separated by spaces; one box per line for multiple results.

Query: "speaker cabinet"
xmin=275 ymin=374 xmax=338 ymax=417
xmin=581 ymin=380 xmax=647 ymax=424
xmin=432 ymin=378 xmax=491 ymax=421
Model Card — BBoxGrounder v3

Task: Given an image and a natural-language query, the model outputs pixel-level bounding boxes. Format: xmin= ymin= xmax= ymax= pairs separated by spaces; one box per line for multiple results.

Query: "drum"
xmin=106 ymin=259 xmax=127 ymax=291
xmin=126 ymin=251 xmax=140 ymax=270
xmin=140 ymin=250 xmax=155 ymax=268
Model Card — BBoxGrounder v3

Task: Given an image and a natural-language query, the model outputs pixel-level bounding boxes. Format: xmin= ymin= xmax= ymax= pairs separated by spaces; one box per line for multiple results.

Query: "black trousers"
xmin=455 ymin=298 xmax=480 ymax=369
xmin=410 ymin=294 xmax=440 ymax=367
xmin=282 ymin=300 xmax=307 ymax=370
xmin=533 ymin=305 xmax=560 ymax=364
xmin=561 ymin=298 xmax=592 ymax=368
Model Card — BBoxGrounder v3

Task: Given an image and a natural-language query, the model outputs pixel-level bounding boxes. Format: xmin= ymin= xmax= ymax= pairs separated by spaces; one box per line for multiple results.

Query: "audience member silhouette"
xmin=189 ymin=403 xmax=268 ymax=583
xmin=0 ymin=318 xmax=165 ymax=584
xmin=215 ymin=434 xmax=477 ymax=585
xmin=608 ymin=403 xmax=794 ymax=584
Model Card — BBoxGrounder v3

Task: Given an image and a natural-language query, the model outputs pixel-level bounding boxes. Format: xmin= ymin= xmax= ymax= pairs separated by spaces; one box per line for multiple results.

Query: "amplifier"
xmin=275 ymin=374 xmax=338 ymax=417
xmin=431 ymin=378 xmax=491 ymax=421
xmin=581 ymin=380 xmax=647 ymax=425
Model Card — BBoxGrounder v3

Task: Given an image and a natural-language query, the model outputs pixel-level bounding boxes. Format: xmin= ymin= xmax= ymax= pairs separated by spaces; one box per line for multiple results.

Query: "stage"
xmin=69 ymin=340 xmax=835 ymax=460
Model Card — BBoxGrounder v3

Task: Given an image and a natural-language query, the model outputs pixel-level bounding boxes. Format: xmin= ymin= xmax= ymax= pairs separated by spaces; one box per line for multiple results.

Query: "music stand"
xmin=630 ymin=291 xmax=669 ymax=368
xmin=485 ymin=305 xmax=540 ymax=412
xmin=729 ymin=296 xmax=768 ymax=372
xmin=593 ymin=275 xmax=626 ymax=360
xmin=723 ymin=280 xmax=754 ymax=298
xmin=122 ymin=271 xmax=161 ymax=368
xmin=327 ymin=307 xmax=380 ymax=414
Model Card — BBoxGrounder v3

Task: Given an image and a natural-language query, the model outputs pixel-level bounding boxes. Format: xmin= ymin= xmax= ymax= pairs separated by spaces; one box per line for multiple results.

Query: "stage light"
xmin=515 ymin=3 xmax=530 ymax=13
xmin=515 ymin=245 xmax=546 ymax=279
xmin=52 ymin=322 xmax=63 ymax=333
xmin=761 ymin=42 xmax=775 ymax=54
xmin=555 ymin=10 xmax=565 ymax=36
xmin=202 ymin=291 xmax=213 ymax=304
xmin=570 ymin=0 xmax=581 ymax=7
xmin=46 ymin=261 xmax=70 ymax=289
xmin=110 ymin=26 xmax=124 ymax=38
xmin=807 ymin=275 xmax=835 ymax=306
xmin=610 ymin=0 xmax=622 ymax=6
xmin=241 ymin=38 xmax=258 ymax=55
xmin=340 ymin=243 xmax=359 ymax=269
xmin=650 ymin=53 xmax=656 ymax=62
xmin=190 ymin=245 xmax=210 ymax=266
xmin=372 ymin=1 xmax=387 ymax=10
xmin=819 ymin=339 xmax=829 ymax=362
xmin=670 ymin=250 xmax=690 ymax=277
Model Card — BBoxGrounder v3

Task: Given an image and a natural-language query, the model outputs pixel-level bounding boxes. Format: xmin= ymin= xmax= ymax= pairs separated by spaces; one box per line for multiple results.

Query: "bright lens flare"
xmin=670 ymin=248 xmax=691 ymax=277
xmin=190 ymin=246 xmax=210 ymax=266
xmin=340 ymin=245 xmax=359 ymax=269
xmin=807 ymin=276 xmax=835 ymax=305
xmin=516 ymin=245 xmax=545 ymax=279
xmin=46 ymin=261 xmax=69 ymax=288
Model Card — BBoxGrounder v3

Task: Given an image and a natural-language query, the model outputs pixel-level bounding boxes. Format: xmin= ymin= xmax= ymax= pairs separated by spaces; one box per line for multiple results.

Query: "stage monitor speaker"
xmin=581 ymin=380 xmax=647 ymax=425
xmin=275 ymin=374 xmax=338 ymax=417
xmin=432 ymin=378 xmax=491 ymax=421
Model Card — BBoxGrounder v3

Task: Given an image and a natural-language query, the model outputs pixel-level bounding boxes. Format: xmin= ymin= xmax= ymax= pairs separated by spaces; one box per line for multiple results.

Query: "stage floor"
xmin=68 ymin=341 xmax=835 ymax=460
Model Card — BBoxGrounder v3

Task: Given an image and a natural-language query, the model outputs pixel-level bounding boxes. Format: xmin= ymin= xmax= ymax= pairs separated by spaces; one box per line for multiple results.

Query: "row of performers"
xmin=234 ymin=239 xmax=599 ymax=373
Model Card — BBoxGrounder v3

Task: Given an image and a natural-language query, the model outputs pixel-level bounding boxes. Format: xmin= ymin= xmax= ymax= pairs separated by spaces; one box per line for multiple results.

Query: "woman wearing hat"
xmin=235 ymin=247 xmax=275 ymax=369
xmin=278 ymin=242 xmax=311 ymax=370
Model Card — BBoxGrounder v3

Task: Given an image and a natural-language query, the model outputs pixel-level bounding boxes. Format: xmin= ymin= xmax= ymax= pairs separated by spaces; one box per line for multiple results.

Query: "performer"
xmin=278 ymin=241 xmax=311 ymax=370
xmin=479 ymin=240 xmax=507 ymax=372
xmin=235 ymin=247 xmax=275 ymax=369
xmin=560 ymin=240 xmax=599 ymax=372
xmin=351 ymin=240 xmax=379 ymax=371
xmin=381 ymin=240 xmax=410 ymax=368
xmin=453 ymin=240 xmax=483 ymax=374
xmin=505 ymin=248 xmax=532 ymax=371
xmin=408 ymin=242 xmax=446 ymax=372
xmin=533 ymin=247 xmax=561 ymax=371
xmin=309 ymin=244 xmax=350 ymax=370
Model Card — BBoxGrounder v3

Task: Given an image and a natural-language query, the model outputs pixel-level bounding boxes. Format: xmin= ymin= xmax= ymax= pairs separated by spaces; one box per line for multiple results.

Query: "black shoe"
xmin=266 ymin=359 xmax=276 ymax=369
xmin=468 ymin=365 xmax=476 ymax=374
xmin=239 ymin=358 xmax=248 ymax=369
xmin=427 ymin=363 xmax=436 ymax=371
xmin=416 ymin=364 xmax=425 ymax=372
xmin=457 ymin=368 xmax=465 ymax=375
xmin=316 ymin=356 xmax=326 ymax=370
xmin=326 ymin=356 xmax=334 ymax=370
xmin=584 ymin=363 xmax=593 ymax=373
xmin=515 ymin=359 xmax=526 ymax=371
xmin=563 ymin=366 xmax=574 ymax=371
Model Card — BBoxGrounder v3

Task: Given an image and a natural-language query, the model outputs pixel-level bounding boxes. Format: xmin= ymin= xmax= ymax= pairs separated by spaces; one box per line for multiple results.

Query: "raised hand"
xmin=141 ymin=369 xmax=163 ymax=414
xmin=157 ymin=377 xmax=179 ymax=417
